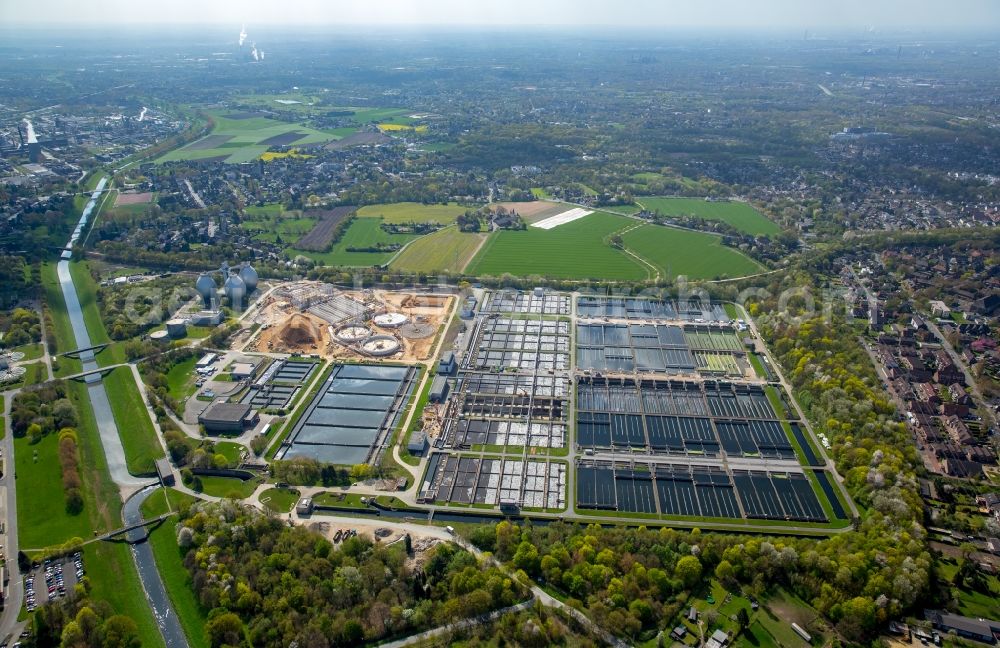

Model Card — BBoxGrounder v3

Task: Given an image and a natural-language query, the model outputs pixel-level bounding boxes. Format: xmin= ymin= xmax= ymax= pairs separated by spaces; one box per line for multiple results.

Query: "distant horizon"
xmin=2 ymin=23 xmax=999 ymax=39
xmin=2 ymin=0 xmax=999 ymax=31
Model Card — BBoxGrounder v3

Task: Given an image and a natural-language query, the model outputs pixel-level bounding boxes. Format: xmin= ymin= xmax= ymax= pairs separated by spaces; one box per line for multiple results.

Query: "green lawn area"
xmin=938 ymin=558 xmax=1000 ymax=618
xmin=260 ymin=487 xmax=301 ymax=513
xmin=157 ymin=109 xmax=351 ymax=164
xmin=166 ymin=356 xmax=199 ymax=402
xmin=103 ymin=366 xmax=164 ymax=474
xmin=40 ymin=262 xmax=82 ymax=378
xmin=196 ymin=475 xmax=260 ymax=499
xmin=620 ymin=223 xmax=763 ymax=280
xmin=17 ymin=380 xmax=165 ymax=646
xmin=635 ymin=197 xmax=781 ymax=236
xmin=14 ymin=432 xmax=93 ymax=550
xmin=10 ymin=342 xmax=44 ymax=360
xmin=140 ymin=489 xmax=210 ymax=648
xmin=356 ymin=202 xmax=467 ymax=225
xmin=212 ymin=441 xmax=245 ymax=467
xmin=389 ymin=226 xmax=487 ymax=273
xmin=291 ymin=217 xmax=420 ymax=267
xmin=737 ymin=621 xmax=779 ymax=648
xmin=313 ymin=491 xmax=372 ymax=509
xmin=466 ymin=212 xmax=649 ymax=281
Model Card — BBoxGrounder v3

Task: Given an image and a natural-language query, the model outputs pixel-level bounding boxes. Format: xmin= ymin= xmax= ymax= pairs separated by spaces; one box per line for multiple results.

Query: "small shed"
xmin=296 ymin=498 xmax=314 ymax=516
xmin=155 ymin=458 xmax=175 ymax=486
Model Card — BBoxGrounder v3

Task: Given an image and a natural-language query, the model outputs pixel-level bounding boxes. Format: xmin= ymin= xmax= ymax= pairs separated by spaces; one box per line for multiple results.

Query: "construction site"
xmin=244 ymin=281 xmax=454 ymax=362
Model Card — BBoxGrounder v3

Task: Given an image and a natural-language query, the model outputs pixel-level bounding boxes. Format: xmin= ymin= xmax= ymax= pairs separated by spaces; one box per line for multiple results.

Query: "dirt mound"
xmin=401 ymin=294 xmax=448 ymax=309
xmin=280 ymin=313 xmax=320 ymax=345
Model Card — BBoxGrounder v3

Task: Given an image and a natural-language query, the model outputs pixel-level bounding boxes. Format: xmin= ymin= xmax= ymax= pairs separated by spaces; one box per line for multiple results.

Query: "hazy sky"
xmin=3 ymin=0 xmax=999 ymax=30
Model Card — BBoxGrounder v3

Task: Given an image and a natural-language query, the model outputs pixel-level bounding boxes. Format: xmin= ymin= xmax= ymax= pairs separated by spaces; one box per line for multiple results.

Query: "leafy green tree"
xmin=714 ymin=559 xmax=735 ymax=584
xmin=674 ymin=555 xmax=702 ymax=589
xmin=206 ymin=612 xmax=244 ymax=648
xmin=99 ymin=615 xmax=141 ymax=648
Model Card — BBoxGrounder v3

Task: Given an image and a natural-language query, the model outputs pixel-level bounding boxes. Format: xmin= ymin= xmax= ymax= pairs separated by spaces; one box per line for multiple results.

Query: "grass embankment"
xmin=40 ymin=262 xmax=82 ymax=378
xmin=141 ymin=489 xmax=210 ymax=648
xmin=16 ymin=380 xmax=165 ymax=646
xmin=103 ymin=366 xmax=164 ymax=474
xmin=67 ymin=261 xmax=126 ymax=366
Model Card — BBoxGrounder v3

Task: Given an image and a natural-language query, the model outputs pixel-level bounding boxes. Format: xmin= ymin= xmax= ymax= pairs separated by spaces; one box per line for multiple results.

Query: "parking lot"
xmin=24 ymin=553 xmax=84 ymax=612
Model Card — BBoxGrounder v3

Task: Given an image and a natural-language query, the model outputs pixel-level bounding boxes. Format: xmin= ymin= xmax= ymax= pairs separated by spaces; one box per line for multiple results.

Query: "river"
xmin=58 ymin=178 xmax=187 ymax=647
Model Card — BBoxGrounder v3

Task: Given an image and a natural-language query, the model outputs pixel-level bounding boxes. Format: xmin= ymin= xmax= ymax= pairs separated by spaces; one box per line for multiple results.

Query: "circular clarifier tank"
xmin=360 ymin=335 xmax=401 ymax=356
xmin=335 ymin=324 xmax=372 ymax=343
xmin=372 ymin=312 xmax=408 ymax=328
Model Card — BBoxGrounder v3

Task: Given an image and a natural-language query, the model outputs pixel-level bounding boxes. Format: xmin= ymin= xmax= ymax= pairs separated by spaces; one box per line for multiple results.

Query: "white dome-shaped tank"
xmin=239 ymin=265 xmax=258 ymax=293
xmin=149 ymin=330 xmax=170 ymax=344
xmin=224 ymin=273 xmax=246 ymax=308
xmin=373 ymin=312 xmax=408 ymax=329
xmin=196 ymin=273 xmax=216 ymax=309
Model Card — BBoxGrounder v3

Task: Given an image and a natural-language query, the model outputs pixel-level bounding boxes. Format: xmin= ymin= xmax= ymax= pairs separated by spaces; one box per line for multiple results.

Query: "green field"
xmin=620 ymin=223 xmax=763 ymax=280
xmin=390 ymin=226 xmax=486 ymax=273
xmin=243 ymin=204 xmax=315 ymax=243
xmin=636 ymin=197 xmax=780 ymax=236
xmin=466 ymin=212 xmax=649 ymax=280
xmin=234 ymin=96 xmax=408 ymax=124
xmin=17 ymin=381 xmax=165 ymax=646
xmin=293 ymin=218 xmax=419 ymax=267
xmin=103 ymin=366 xmax=165 ymax=475
xmin=356 ymin=202 xmax=467 ymax=224
xmin=157 ymin=110 xmax=351 ymax=164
